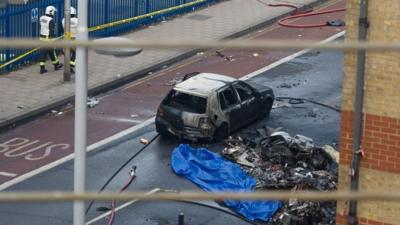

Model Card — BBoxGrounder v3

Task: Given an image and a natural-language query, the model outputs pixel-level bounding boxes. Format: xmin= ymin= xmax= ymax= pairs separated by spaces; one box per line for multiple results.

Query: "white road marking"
xmin=0 ymin=31 xmax=345 ymax=191
xmin=0 ymin=172 xmax=17 ymax=177
xmin=240 ymin=30 xmax=345 ymax=80
xmin=0 ymin=118 xmax=155 ymax=191
xmin=85 ymin=188 xmax=161 ymax=225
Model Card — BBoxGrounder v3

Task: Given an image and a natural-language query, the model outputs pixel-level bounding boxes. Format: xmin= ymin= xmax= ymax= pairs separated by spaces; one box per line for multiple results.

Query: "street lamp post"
xmin=73 ymin=3 xmax=142 ymax=225
xmin=73 ymin=0 xmax=88 ymax=224
xmin=0 ymin=0 xmax=7 ymax=7
xmin=63 ymin=0 xmax=71 ymax=81
xmin=92 ymin=37 xmax=143 ymax=57
xmin=0 ymin=0 xmax=30 ymax=8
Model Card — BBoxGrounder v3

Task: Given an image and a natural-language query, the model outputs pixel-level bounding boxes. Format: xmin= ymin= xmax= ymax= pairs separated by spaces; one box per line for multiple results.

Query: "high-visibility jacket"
xmin=62 ymin=16 xmax=78 ymax=38
xmin=40 ymin=14 xmax=56 ymax=40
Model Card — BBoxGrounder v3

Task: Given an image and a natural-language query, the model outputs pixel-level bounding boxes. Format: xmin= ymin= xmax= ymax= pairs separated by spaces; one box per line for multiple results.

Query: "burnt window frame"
xmin=217 ymin=85 xmax=240 ymax=110
xmin=163 ymin=89 xmax=208 ymax=114
xmin=232 ymin=81 xmax=256 ymax=102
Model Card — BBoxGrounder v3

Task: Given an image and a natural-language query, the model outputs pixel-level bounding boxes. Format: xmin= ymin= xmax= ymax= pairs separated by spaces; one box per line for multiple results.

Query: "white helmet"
xmin=45 ymin=5 xmax=57 ymax=16
xmin=70 ymin=7 xmax=76 ymax=16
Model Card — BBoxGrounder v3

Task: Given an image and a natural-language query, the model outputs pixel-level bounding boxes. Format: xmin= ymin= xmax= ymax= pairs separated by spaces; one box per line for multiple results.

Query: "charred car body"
xmin=155 ymin=73 xmax=274 ymax=141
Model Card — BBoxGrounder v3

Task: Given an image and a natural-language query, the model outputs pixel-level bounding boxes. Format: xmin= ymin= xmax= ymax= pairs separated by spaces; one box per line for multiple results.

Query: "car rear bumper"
xmin=155 ymin=116 xmax=212 ymax=140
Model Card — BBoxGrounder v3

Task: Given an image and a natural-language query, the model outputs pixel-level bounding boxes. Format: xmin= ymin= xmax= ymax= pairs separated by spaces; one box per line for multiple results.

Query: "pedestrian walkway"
xmin=0 ymin=0 xmax=320 ymax=128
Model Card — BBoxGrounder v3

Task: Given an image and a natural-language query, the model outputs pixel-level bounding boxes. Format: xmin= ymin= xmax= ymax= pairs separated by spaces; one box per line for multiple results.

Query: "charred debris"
xmin=222 ymin=127 xmax=338 ymax=225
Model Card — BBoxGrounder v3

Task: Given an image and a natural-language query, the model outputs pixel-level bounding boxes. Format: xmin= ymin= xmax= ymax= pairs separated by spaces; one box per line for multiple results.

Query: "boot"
xmin=40 ymin=66 xmax=48 ymax=74
xmin=54 ymin=63 xmax=63 ymax=71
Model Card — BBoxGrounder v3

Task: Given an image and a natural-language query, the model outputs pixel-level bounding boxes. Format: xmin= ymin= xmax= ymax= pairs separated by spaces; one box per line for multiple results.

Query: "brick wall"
xmin=337 ymin=0 xmax=400 ymax=224
xmin=336 ymin=213 xmax=397 ymax=225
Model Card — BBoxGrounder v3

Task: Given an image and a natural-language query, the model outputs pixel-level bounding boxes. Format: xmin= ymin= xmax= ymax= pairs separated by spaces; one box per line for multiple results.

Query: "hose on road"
xmin=257 ymin=0 xmax=346 ymax=28
xmin=85 ymin=133 xmax=160 ymax=214
xmin=107 ymin=167 xmax=137 ymax=225
xmin=277 ymin=7 xmax=346 ymax=28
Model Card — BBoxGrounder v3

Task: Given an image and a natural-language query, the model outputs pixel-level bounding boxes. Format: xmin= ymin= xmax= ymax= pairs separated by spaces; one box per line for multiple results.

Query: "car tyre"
xmin=214 ymin=123 xmax=229 ymax=142
xmin=155 ymin=121 xmax=172 ymax=137
xmin=262 ymin=99 xmax=273 ymax=119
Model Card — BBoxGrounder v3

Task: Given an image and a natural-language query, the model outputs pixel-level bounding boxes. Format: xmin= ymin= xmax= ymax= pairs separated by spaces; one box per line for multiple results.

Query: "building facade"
xmin=336 ymin=0 xmax=400 ymax=225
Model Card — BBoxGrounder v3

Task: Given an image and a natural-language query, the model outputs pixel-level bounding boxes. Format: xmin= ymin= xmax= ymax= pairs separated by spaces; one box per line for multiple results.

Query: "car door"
xmin=217 ymin=86 xmax=244 ymax=130
xmin=232 ymin=81 xmax=258 ymax=122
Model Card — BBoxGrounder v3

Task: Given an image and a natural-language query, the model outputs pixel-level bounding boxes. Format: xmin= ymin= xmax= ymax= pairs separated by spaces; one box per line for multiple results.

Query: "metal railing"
xmin=0 ymin=0 xmax=214 ymax=72
xmin=0 ymin=38 xmax=400 ymax=50
xmin=1 ymin=190 xmax=400 ymax=203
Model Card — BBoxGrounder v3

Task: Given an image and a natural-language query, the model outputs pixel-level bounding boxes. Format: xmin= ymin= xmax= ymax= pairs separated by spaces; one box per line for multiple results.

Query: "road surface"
xmin=0 ymin=0 xmax=345 ymax=189
xmin=0 ymin=46 xmax=343 ymax=225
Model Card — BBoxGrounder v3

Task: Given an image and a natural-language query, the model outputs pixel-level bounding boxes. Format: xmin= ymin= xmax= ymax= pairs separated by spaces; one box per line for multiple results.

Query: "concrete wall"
xmin=337 ymin=0 xmax=400 ymax=225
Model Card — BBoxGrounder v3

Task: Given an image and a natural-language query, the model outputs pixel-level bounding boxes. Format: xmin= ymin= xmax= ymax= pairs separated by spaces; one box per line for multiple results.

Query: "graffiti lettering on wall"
xmin=0 ymin=138 xmax=70 ymax=161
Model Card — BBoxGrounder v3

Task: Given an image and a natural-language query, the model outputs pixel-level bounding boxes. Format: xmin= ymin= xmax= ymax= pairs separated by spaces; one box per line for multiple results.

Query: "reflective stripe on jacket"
xmin=62 ymin=17 xmax=78 ymax=38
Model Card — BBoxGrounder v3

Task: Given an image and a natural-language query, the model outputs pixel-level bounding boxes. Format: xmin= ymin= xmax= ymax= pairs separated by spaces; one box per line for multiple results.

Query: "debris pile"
xmin=215 ymin=50 xmax=234 ymax=61
xmin=87 ymin=97 xmax=99 ymax=108
xmin=222 ymin=129 xmax=338 ymax=225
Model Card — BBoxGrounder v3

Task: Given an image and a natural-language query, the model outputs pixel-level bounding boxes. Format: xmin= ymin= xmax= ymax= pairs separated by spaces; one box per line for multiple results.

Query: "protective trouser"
xmin=70 ymin=48 xmax=76 ymax=67
xmin=39 ymin=36 xmax=62 ymax=73
xmin=39 ymin=48 xmax=59 ymax=66
xmin=70 ymin=37 xmax=76 ymax=69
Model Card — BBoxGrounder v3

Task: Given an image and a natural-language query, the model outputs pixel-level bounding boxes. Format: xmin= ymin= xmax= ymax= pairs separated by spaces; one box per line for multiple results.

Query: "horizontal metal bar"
xmin=1 ymin=191 xmax=400 ymax=203
xmin=0 ymin=38 xmax=400 ymax=51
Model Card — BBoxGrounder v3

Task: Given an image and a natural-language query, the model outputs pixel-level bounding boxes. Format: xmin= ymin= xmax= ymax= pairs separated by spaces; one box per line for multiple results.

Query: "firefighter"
xmin=39 ymin=5 xmax=63 ymax=74
xmin=62 ymin=6 xmax=78 ymax=73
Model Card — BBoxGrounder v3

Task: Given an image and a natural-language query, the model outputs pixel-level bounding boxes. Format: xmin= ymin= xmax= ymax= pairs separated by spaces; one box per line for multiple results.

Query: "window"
xmin=233 ymin=82 xmax=254 ymax=101
xmin=164 ymin=90 xmax=207 ymax=114
xmin=219 ymin=87 xmax=239 ymax=110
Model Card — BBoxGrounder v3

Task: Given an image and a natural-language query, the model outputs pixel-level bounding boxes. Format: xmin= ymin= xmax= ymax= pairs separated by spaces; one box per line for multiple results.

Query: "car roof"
xmin=174 ymin=73 xmax=237 ymax=96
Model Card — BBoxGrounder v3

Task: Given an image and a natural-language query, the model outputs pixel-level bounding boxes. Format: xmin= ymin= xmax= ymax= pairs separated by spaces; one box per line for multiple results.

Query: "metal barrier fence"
xmin=0 ymin=0 xmax=214 ymax=73
xmin=1 ymin=190 xmax=400 ymax=203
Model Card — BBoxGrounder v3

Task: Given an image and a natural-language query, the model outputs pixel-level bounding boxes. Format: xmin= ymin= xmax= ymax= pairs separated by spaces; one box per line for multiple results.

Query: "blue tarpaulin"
xmin=171 ymin=144 xmax=281 ymax=221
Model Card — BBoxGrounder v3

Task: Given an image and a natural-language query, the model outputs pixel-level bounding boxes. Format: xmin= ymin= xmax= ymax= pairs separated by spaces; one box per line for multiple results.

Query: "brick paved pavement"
xmin=0 ymin=0 xmax=320 ymax=128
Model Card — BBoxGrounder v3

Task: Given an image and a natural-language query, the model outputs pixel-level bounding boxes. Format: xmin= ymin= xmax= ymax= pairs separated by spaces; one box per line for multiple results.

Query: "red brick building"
xmin=336 ymin=1 xmax=400 ymax=225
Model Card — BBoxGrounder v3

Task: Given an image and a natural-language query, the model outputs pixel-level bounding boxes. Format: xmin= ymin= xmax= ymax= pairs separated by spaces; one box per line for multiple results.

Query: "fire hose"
xmin=85 ymin=134 xmax=160 ymax=214
xmin=258 ymin=0 xmax=346 ymax=28
xmin=107 ymin=166 xmax=137 ymax=225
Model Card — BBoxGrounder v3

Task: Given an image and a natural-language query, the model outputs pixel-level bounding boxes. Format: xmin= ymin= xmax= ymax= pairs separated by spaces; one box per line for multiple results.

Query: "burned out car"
xmin=155 ymin=73 xmax=274 ymax=141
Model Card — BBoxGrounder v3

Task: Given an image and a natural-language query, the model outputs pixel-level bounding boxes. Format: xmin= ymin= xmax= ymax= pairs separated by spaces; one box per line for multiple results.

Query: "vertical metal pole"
xmin=104 ymin=0 xmax=109 ymax=36
xmin=134 ymin=0 xmax=138 ymax=17
xmin=64 ymin=0 xmax=71 ymax=81
xmin=178 ymin=212 xmax=184 ymax=225
xmin=348 ymin=1 xmax=368 ymax=225
xmin=145 ymin=0 xmax=150 ymax=14
xmin=5 ymin=4 xmax=11 ymax=72
xmin=73 ymin=0 xmax=88 ymax=224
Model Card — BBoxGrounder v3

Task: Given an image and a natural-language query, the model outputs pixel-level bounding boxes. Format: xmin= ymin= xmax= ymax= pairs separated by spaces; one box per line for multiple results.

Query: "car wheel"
xmin=155 ymin=121 xmax=172 ymax=137
xmin=262 ymin=99 xmax=273 ymax=118
xmin=214 ymin=123 xmax=229 ymax=141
